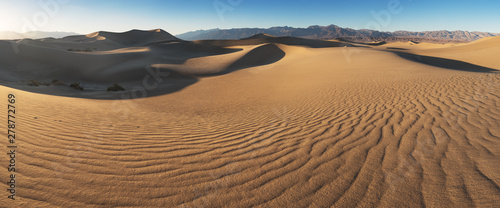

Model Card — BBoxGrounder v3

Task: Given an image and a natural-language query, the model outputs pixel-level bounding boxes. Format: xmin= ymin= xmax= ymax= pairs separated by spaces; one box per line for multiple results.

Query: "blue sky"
xmin=0 ymin=0 xmax=499 ymax=35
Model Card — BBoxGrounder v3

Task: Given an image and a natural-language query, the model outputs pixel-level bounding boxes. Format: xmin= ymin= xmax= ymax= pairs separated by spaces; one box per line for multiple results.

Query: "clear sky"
xmin=0 ymin=0 xmax=499 ymax=35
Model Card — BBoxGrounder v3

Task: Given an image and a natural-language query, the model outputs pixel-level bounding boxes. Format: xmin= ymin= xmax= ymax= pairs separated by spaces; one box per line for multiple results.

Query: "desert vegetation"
xmin=107 ymin=83 xmax=125 ymax=91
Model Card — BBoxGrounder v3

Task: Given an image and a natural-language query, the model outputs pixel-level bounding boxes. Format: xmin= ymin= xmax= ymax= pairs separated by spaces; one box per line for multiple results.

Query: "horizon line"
xmin=2 ymin=24 xmax=500 ymax=36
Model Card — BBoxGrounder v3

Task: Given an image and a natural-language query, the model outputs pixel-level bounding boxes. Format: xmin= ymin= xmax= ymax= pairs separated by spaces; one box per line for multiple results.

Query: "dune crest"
xmin=242 ymin=33 xmax=277 ymax=39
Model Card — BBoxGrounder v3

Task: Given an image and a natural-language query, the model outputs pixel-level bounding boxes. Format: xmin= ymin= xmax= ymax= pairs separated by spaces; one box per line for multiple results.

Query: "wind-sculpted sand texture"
xmin=0 ymin=33 xmax=499 ymax=207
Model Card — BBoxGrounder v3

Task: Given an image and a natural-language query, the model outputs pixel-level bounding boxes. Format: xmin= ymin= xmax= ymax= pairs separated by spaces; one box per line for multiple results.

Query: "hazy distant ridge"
xmin=0 ymin=31 xmax=80 ymax=40
xmin=177 ymin=25 xmax=499 ymax=42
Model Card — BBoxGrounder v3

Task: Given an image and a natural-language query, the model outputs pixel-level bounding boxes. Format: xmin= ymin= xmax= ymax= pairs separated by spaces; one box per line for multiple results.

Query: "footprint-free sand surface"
xmin=0 ymin=30 xmax=499 ymax=207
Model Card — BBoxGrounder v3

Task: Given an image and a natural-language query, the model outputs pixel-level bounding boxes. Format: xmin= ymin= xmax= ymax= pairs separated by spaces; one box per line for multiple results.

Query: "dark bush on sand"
xmin=51 ymin=80 xmax=67 ymax=86
xmin=70 ymin=82 xmax=84 ymax=90
xmin=107 ymin=83 xmax=125 ymax=91
xmin=29 ymin=80 xmax=40 ymax=86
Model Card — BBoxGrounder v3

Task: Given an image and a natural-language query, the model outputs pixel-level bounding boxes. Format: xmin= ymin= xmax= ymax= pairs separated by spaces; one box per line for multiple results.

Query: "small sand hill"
xmin=241 ymin=33 xmax=277 ymax=39
xmin=381 ymin=41 xmax=452 ymax=50
xmin=461 ymin=36 xmax=500 ymax=46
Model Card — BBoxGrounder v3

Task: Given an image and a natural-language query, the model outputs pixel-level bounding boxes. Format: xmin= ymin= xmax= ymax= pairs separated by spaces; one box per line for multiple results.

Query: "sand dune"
xmin=0 ymin=30 xmax=499 ymax=207
xmin=410 ymin=37 xmax=500 ymax=70
xmin=241 ymin=33 xmax=278 ymax=39
xmin=7 ymin=29 xmax=180 ymax=52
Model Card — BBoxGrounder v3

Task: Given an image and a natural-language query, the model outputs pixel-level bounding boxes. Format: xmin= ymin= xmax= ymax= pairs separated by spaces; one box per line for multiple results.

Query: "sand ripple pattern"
xmin=1 ymin=63 xmax=499 ymax=207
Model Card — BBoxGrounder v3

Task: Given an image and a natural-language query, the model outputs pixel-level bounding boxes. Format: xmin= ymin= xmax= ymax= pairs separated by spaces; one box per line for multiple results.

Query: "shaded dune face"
xmin=0 ymin=32 xmax=499 ymax=207
xmin=220 ymin=44 xmax=286 ymax=75
xmin=66 ymin=29 xmax=181 ymax=48
xmin=193 ymin=36 xmax=351 ymax=48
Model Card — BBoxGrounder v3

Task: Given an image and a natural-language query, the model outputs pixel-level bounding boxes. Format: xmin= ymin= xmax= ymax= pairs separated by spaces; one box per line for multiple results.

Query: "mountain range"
xmin=177 ymin=25 xmax=499 ymax=42
xmin=2 ymin=25 xmax=498 ymax=43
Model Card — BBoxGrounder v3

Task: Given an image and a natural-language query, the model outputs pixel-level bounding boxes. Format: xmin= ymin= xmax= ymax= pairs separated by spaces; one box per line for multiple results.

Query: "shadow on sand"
xmin=0 ymin=43 xmax=287 ymax=100
xmin=386 ymin=47 xmax=408 ymax=50
xmin=393 ymin=51 xmax=499 ymax=73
